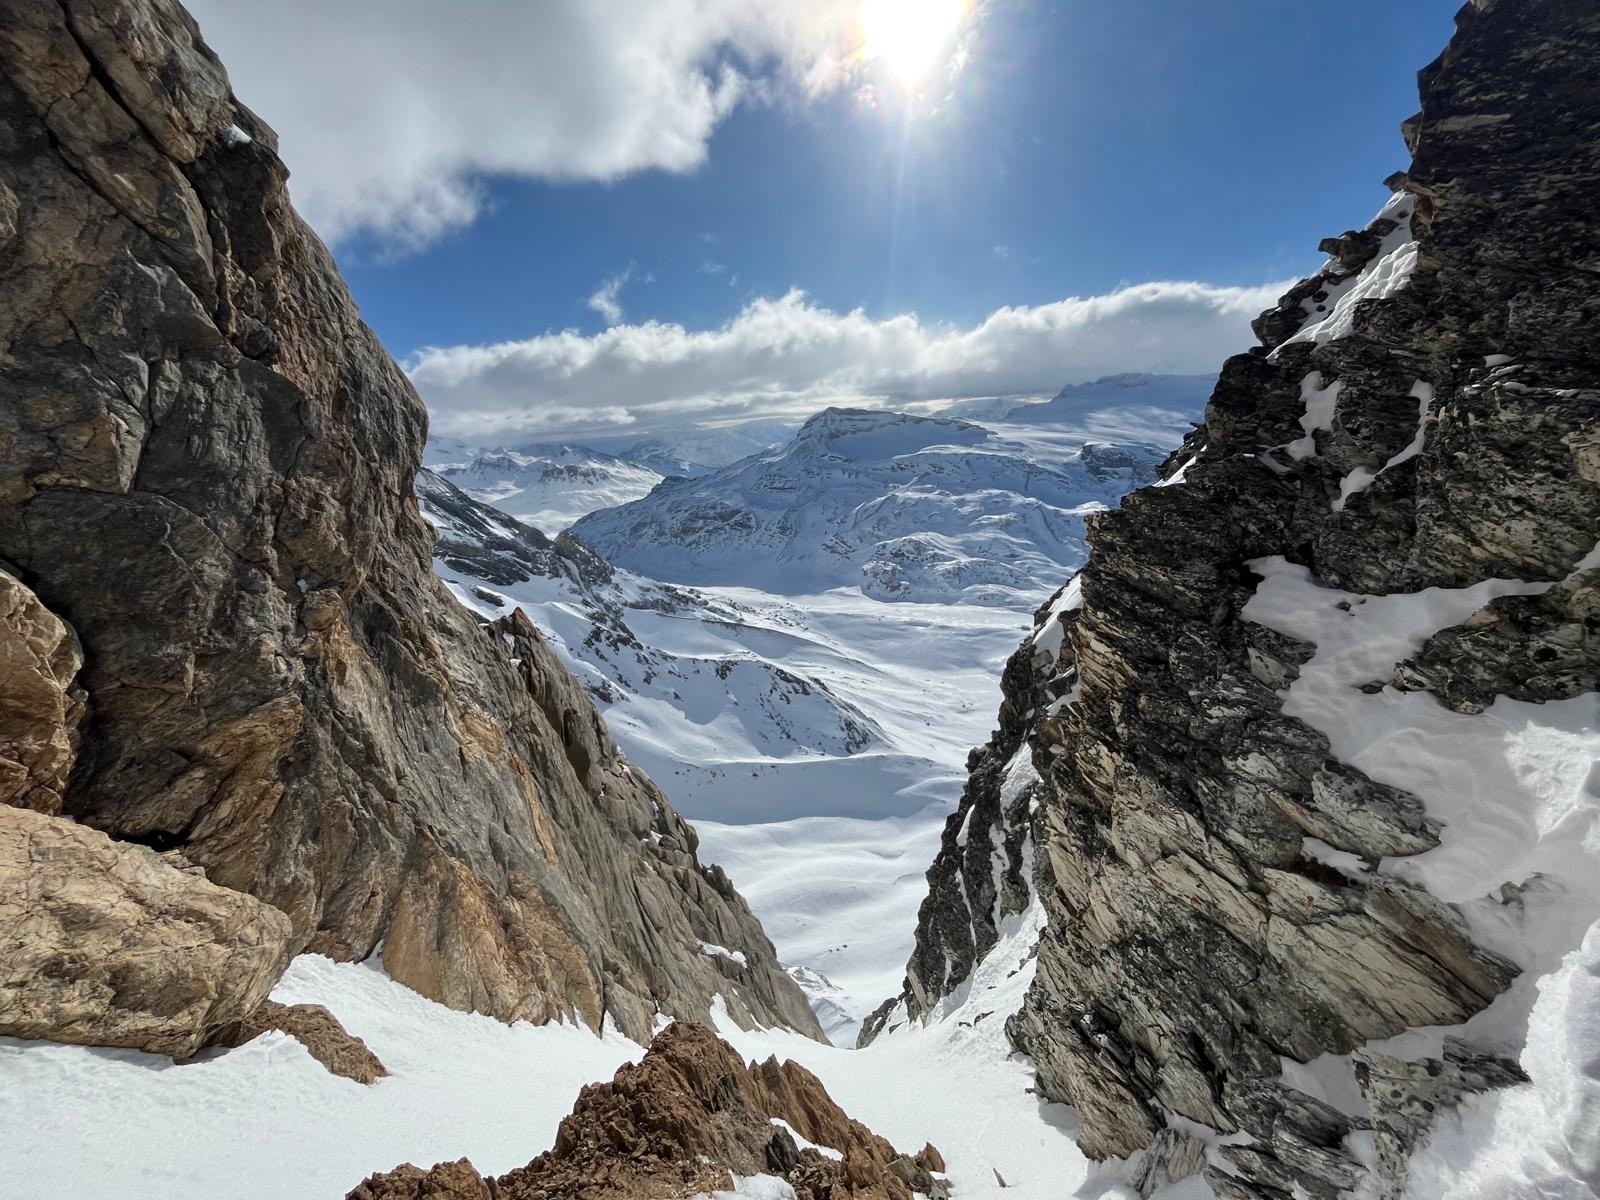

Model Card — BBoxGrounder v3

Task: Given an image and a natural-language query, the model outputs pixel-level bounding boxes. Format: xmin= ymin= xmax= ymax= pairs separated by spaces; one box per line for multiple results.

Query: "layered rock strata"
xmin=873 ymin=0 xmax=1600 ymax=1194
xmin=0 ymin=0 xmax=818 ymax=1046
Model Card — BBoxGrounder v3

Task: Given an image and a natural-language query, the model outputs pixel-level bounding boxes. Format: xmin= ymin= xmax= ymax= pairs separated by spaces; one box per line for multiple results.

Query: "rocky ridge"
xmin=0 ymin=0 xmax=818 ymax=1052
xmin=870 ymin=0 xmax=1600 ymax=1195
xmin=347 ymin=1021 xmax=948 ymax=1200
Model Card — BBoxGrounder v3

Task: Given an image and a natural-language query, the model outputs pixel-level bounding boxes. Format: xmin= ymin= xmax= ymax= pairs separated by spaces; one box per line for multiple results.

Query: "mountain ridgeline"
xmin=571 ymin=400 xmax=1206 ymax=606
xmin=0 ymin=0 xmax=819 ymax=1051
xmin=868 ymin=1 xmax=1600 ymax=1196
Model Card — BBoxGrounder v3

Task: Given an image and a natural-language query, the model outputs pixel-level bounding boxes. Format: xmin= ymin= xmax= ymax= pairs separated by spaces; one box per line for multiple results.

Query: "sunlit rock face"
xmin=0 ymin=0 xmax=819 ymax=1045
xmin=876 ymin=0 xmax=1600 ymax=1194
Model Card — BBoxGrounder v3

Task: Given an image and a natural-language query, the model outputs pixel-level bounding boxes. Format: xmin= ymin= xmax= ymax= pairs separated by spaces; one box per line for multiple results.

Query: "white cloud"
xmin=587 ymin=270 xmax=633 ymax=325
xmin=407 ymin=279 xmax=1290 ymax=441
xmin=185 ymin=0 xmax=921 ymax=249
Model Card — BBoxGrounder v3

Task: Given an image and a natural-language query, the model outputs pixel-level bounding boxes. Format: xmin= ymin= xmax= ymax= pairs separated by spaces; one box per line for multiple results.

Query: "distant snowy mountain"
xmin=934 ymin=394 xmax=1047 ymax=422
xmin=416 ymin=469 xmax=1001 ymax=821
xmin=611 ymin=420 xmax=796 ymax=472
xmin=617 ymin=443 xmax=717 ymax=479
xmin=569 ymin=406 xmax=1191 ymax=606
xmin=422 ymin=441 xmax=664 ymax=533
xmin=1004 ymin=371 xmax=1215 ymax=437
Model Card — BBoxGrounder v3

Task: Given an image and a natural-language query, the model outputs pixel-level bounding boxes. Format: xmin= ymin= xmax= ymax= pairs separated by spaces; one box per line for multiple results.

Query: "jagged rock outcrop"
xmin=0 ymin=804 xmax=294 ymax=1057
xmin=211 ymin=997 xmax=387 ymax=1084
xmin=347 ymin=1021 xmax=947 ymax=1200
xmin=0 ymin=0 xmax=818 ymax=1044
xmin=875 ymin=0 xmax=1600 ymax=1194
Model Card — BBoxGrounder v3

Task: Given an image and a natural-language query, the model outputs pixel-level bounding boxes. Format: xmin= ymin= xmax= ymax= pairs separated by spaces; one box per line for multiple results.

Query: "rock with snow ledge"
xmin=876 ymin=1 xmax=1600 ymax=1195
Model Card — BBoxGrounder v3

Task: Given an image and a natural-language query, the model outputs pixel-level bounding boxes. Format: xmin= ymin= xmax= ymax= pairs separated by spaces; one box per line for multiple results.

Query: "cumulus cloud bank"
xmin=407 ymin=280 xmax=1289 ymax=441
xmin=186 ymin=0 xmax=882 ymax=248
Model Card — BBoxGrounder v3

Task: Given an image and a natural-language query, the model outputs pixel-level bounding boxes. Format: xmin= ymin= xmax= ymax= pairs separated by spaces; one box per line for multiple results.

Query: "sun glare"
xmin=861 ymin=0 xmax=967 ymax=88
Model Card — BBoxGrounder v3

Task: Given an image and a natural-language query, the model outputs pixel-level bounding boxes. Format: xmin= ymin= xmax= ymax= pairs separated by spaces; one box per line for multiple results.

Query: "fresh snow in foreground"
xmin=1 ymin=914 xmax=1098 ymax=1200
xmin=0 ymin=955 xmax=640 ymax=1200
xmin=711 ymin=899 xmax=1097 ymax=1200
xmin=1243 ymin=548 xmax=1600 ymax=1198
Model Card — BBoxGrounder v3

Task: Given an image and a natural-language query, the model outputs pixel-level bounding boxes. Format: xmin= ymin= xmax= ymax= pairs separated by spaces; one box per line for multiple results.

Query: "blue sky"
xmin=193 ymin=0 xmax=1462 ymax=440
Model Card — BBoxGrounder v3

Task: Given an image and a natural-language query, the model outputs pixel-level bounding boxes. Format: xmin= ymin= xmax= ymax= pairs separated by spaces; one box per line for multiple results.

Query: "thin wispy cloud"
xmin=408 ymin=279 xmax=1288 ymax=441
xmin=586 ymin=270 xmax=632 ymax=326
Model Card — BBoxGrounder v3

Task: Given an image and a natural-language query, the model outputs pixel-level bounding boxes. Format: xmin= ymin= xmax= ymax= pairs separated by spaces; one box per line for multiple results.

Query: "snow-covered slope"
xmin=421 ymin=391 xmax=1201 ymax=1033
xmin=3 ymin=918 xmax=1089 ymax=1200
xmin=423 ymin=441 xmax=665 ymax=533
xmin=418 ymin=469 xmax=1022 ymax=829
xmin=570 ymin=407 xmax=1191 ymax=606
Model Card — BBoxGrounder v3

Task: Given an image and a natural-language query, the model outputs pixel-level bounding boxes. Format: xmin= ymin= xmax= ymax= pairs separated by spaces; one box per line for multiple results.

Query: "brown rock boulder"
xmin=211 ymin=998 xmax=387 ymax=1084
xmin=346 ymin=1160 xmax=495 ymax=1200
xmin=0 ymin=804 xmax=294 ymax=1057
xmin=0 ymin=568 xmax=84 ymax=815
xmin=347 ymin=1022 xmax=948 ymax=1200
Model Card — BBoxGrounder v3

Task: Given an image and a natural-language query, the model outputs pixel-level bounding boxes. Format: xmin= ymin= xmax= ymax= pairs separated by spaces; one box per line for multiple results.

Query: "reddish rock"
xmin=347 ymin=1022 xmax=948 ymax=1200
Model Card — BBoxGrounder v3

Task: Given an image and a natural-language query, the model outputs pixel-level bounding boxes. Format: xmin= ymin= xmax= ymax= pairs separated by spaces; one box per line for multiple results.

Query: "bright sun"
xmin=861 ymin=0 xmax=967 ymax=87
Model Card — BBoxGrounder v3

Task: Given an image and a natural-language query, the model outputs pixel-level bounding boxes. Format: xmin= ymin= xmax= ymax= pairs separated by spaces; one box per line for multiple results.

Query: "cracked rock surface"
xmin=871 ymin=0 xmax=1600 ymax=1194
xmin=0 ymin=0 xmax=819 ymax=1045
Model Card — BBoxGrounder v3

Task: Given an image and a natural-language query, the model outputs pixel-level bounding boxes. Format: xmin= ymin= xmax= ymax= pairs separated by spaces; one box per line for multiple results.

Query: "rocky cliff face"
xmin=871 ymin=0 xmax=1600 ymax=1194
xmin=0 ymin=0 xmax=819 ymax=1046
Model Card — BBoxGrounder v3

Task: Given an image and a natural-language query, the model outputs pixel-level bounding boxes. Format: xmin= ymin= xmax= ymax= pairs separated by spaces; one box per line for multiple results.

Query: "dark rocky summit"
xmin=0 ymin=0 xmax=819 ymax=1050
xmin=347 ymin=1021 xmax=948 ymax=1200
xmin=872 ymin=0 xmax=1600 ymax=1194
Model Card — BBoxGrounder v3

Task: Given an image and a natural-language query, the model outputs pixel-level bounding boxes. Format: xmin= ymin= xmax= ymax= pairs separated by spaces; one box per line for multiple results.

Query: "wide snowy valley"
xmin=421 ymin=375 xmax=1211 ymax=1041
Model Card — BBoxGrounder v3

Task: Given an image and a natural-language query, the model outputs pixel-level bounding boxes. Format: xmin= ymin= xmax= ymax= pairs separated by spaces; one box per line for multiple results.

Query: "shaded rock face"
xmin=211 ymin=998 xmax=387 ymax=1084
xmin=0 ymin=0 xmax=817 ymax=1044
xmin=347 ymin=1021 xmax=947 ymax=1200
xmin=0 ymin=804 xmax=294 ymax=1058
xmin=859 ymin=628 xmax=1045 ymax=1045
xmin=878 ymin=0 xmax=1600 ymax=1194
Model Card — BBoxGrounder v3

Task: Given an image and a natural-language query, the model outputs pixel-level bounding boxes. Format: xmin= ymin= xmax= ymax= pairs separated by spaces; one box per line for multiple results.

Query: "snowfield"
xmin=422 ymin=392 xmax=1205 ymax=1033
xmin=0 ymin=914 xmax=1095 ymax=1200
xmin=0 ymin=955 xmax=642 ymax=1200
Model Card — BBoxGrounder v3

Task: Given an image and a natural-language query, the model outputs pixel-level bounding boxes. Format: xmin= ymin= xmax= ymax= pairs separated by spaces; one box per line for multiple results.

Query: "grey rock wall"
xmin=873 ymin=0 xmax=1600 ymax=1193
